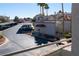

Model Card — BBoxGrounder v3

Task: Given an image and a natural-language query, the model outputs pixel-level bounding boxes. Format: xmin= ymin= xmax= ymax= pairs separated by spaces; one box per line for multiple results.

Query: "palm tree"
xmin=37 ymin=3 xmax=42 ymax=15
xmin=44 ymin=4 xmax=49 ymax=16
xmin=41 ymin=3 xmax=46 ymax=16
xmin=37 ymin=3 xmax=46 ymax=16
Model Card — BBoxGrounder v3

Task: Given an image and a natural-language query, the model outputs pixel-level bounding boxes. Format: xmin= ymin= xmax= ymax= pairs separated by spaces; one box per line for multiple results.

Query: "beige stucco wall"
xmin=64 ymin=21 xmax=71 ymax=33
xmin=72 ymin=3 xmax=79 ymax=55
xmin=56 ymin=20 xmax=71 ymax=33
xmin=34 ymin=22 xmax=56 ymax=36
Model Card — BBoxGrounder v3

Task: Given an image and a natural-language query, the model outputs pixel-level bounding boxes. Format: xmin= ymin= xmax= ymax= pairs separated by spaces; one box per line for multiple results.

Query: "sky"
xmin=0 ymin=3 xmax=71 ymax=19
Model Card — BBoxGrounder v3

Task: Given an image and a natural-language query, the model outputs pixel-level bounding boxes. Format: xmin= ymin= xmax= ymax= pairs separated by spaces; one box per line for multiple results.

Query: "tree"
xmin=44 ymin=4 xmax=49 ymax=16
xmin=0 ymin=16 xmax=9 ymax=23
xmin=0 ymin=17 xmax=6 ymax=23
xmin=14 ymin=16 xmax=19 ymax=22
xmin=59 ymin=10 xmax=62 ymax=13
xmin=31 ymin=18 xmax=35 ymax=26
xmin=37 ymin=3 xmax=42 ymax=15
xmin=37 ymin=3 xmax=47 ymax=16
xmin=32 ymin=19 xmax=35 ymax=22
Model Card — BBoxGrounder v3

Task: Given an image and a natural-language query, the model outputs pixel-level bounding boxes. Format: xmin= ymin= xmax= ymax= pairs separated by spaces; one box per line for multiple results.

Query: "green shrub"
xmin=63 ymin=32 xmax=72 ymax=38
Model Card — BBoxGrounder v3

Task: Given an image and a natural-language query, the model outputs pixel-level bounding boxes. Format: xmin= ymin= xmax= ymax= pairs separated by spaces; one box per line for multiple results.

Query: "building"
xmin=34 ymin=21 xmax=56 ymax=36
xmin=34 ymin=13 xmax=71 ymax=37
xmin=34 ymin=14 xmax=56 ymax=37
xmin=56 ymin=12 xmax=71 ymax=33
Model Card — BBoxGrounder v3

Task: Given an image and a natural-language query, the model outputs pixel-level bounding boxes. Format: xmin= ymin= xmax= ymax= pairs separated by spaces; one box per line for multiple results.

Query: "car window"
xmin=17 ymin=25 xmax=33 ymax=34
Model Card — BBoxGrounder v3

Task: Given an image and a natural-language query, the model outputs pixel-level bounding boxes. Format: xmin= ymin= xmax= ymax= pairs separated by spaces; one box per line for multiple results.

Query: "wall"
xmin=72 ymin=3 xmax=79 ymax=55
xmin=56 ymin=21 xmax=63 ymax=33
xmin=56 ymin=20 xmax=71 ymax=33
xmin=34 ymin=22 xmax=56 ymax=36
xmin=64 ymin=21 xmax=71 ymax=33
xmin=44 ymin=22 xmax=56 ymax=36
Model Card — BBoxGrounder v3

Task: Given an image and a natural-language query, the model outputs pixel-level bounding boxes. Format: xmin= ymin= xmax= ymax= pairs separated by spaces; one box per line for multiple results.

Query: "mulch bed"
xmin=0 ymin=35 xmax=5 ymax=45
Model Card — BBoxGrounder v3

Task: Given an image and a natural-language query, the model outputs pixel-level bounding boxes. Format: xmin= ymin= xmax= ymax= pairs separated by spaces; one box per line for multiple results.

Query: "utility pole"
xmin=62 ymin=3 xmax=64 ymax=35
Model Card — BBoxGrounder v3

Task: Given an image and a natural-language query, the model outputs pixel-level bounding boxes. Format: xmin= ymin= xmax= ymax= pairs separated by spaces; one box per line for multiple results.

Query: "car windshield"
xmin=17 ymin=25 xmax=33 ymax=34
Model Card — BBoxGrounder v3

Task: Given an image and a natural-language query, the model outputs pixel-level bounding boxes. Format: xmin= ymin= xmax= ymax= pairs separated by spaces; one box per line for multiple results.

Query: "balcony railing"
xmin=3 ymin=38 xmax=71 ymax=56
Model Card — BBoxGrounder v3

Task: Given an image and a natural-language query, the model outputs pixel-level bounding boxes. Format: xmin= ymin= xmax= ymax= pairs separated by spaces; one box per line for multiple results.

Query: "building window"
xmin=36 ymin=24 xmax=46 ymax=27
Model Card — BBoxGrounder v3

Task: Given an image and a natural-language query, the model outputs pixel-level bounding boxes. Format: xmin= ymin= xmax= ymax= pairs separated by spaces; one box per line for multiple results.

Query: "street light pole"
xmin=62 ymin=3 xmax=64 ymax=35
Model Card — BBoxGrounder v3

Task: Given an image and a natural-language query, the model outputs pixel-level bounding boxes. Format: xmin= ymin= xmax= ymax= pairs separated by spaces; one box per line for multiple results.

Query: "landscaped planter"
xmin=0 ymin=35 xmax=5 ymax=45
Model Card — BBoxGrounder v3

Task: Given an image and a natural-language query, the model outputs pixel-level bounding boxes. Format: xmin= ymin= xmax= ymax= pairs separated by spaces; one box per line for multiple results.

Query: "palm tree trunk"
xmin=40 ymin=6 xmax=41 ymax=14
xmin=41 ymin=6 xmax=44 ymax=16
xmin=46 ymin=9 xmax=48 ymax=16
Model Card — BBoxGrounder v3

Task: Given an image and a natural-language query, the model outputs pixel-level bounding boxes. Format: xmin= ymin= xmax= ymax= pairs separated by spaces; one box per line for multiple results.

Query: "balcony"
xmin=3 ymin=38 xmax=71 ymax=56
